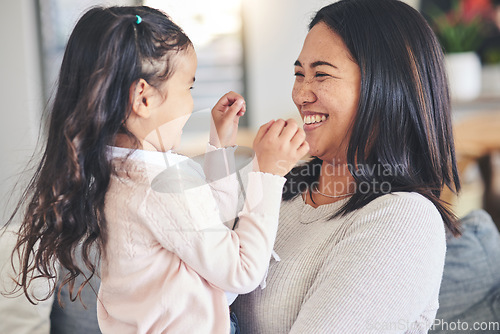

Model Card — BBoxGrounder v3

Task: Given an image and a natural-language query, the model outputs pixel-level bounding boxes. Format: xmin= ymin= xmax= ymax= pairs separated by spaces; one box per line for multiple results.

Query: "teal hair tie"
xmin=135 ymin=15 xmax=142 ymax=24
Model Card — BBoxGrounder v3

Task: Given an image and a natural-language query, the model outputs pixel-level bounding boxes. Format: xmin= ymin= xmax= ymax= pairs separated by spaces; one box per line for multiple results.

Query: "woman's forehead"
xmin=298 ymin=23 xmax=354 ymax=67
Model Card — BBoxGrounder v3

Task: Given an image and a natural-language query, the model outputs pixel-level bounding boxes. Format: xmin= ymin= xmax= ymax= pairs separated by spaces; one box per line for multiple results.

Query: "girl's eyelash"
xmin=294 ymin=72 xmax=304 ymax=77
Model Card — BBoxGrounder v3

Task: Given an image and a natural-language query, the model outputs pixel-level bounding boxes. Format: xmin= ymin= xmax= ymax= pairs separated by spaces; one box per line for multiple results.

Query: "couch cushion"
xmin=434 ymin=209 xmax=500 ymax=325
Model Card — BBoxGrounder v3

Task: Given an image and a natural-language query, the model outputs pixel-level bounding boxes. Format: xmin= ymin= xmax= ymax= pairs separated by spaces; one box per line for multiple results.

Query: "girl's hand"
xmin=210 ymin=91 xmax=246 ymax=148
xmin=253 ymin=119 xmax=309 ymax=176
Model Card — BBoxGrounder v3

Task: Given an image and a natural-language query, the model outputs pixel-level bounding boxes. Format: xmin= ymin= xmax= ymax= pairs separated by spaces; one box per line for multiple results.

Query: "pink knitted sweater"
xmin=97 ymin=146 xmax=285 ymax=333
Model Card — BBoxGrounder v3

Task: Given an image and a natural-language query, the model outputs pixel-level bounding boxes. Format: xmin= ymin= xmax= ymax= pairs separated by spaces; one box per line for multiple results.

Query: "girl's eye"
xmin=315 ymin=73 xmax=329 ymax=78
xmin=294 ymin=72 xmax=304 ymax=77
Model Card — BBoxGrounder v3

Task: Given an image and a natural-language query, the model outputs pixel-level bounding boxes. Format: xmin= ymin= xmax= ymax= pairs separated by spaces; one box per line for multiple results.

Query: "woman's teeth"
xmin=303 ymin=114 xmax=327 ymax=125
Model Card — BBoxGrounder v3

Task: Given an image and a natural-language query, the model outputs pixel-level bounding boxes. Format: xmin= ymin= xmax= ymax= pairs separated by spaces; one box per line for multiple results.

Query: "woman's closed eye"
xmin=316 ymin=71 xmax=341 ymax=80
xmin=294 ymin=72 xmax=336 ymax=80
xmin=315 ymin=72 xmax=330 ymax=78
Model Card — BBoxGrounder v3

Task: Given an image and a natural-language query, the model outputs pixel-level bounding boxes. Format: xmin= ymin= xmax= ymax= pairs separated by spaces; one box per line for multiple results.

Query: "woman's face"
xmin=292 ymin=22 xmax=361 ymax=163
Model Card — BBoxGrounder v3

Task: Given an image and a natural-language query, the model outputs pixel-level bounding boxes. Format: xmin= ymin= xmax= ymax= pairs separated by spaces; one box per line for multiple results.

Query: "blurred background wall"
xmin=1 ymin=0 xmax=45 ymax=225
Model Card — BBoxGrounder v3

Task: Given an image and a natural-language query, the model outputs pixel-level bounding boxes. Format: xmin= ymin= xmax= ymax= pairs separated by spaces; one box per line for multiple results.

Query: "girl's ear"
xmin=130 ymin=79 xmax=152 ymax=119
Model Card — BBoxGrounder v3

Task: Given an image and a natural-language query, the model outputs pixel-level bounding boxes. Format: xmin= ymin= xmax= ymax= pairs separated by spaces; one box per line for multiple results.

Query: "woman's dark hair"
xmin=5 ymin=6 xmax=192 ymax=303
xmin=283 ymin=0 xmax=461 ymax=236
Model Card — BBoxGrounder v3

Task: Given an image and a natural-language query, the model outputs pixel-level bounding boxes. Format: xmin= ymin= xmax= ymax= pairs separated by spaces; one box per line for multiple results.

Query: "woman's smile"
xmin=301 ymin=112 xmax=329 ymax=131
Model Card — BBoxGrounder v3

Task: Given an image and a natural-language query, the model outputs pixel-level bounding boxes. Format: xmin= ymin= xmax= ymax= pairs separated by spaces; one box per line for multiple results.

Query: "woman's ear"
xmin=129 ymin=79 xmax=152 ymax=119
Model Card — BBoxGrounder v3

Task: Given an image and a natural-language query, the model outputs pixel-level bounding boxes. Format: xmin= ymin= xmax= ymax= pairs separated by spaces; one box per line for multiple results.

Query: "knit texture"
xmin=233 ymin=192 xmax=446 ymax=333
xmin=97 ymin=147 xmax=285 ymax=334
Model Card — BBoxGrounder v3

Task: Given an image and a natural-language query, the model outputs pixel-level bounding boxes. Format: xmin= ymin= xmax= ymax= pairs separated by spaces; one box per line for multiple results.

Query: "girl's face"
xmin=145 ymin=47 xmax=197 ymax=151
xmin=292 ymin=22 xmax=361 ymax=163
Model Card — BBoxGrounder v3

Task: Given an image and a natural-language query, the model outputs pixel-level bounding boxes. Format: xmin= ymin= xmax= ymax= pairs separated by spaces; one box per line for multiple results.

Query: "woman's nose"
xmin=293 ymin=81 xmax=317 ymax=105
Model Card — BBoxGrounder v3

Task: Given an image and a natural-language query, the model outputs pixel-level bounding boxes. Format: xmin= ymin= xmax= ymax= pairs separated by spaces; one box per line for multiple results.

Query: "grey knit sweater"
xmin=233 ymin=192 xmax=446 ymax=333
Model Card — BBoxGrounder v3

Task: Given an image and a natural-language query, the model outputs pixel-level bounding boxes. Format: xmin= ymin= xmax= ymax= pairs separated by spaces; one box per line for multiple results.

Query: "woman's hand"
xmin=253 ymin=119 xmax=309 ymax=176
xmin=210 ymin=91 xmax=246 ymax=148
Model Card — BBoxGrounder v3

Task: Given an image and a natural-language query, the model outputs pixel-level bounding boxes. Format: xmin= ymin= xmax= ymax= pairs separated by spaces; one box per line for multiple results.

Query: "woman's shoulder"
xmin=362 ymin=191 xmax=440 ymax=216
xmin=350 ymin=192 xmax=444 ymax=236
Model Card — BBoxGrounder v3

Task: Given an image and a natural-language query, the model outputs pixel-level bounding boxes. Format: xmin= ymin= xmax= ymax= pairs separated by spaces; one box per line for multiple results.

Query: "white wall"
xmin=243 ymin=0 xmax=333 ymax=129
xmin=0 ymin=0 xmax=42 ymax=225
xmin=0 ymin=2 xmax=49 ymax=333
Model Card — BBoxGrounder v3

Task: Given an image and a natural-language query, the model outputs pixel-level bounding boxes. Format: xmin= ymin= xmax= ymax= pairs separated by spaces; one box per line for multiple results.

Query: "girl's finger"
xmin=279 ymin=119 xmax=299 ymax=141
xmin=218 ymin=91 xmax=243 ymax=108
xmin=297 ymin=139 xmax=310 ymax=156
xmin=290 ymin=127 xmax=306 ymax=148
xmin=254 ymin=119 xmax=275 ymax=144
xmin=264 ymin=119 xmax=286 ymax=139
xmin=226 ymin=98 xmax=245 ymax=118
xmin=236 ymin=103 xmax=246 ymax=117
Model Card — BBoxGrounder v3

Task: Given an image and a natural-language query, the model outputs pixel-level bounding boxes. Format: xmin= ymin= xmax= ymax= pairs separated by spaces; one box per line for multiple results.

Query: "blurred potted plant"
xmin=429 ymin=0 xmax=494 ymax=100
xmin=481 ymin=2 xmax=500 ymax=96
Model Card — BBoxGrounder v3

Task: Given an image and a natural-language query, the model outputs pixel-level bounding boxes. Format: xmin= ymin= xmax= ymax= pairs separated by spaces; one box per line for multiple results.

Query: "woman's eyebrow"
xmin=294 ymin=60 xmax=338 ymax=69
xmin=311 ymin=60 xmax=338 ymax=69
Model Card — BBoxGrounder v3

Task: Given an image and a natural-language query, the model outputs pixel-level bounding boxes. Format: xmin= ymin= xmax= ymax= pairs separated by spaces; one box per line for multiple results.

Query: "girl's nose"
xmin=293 ymin=81 xmax=317 ymax=105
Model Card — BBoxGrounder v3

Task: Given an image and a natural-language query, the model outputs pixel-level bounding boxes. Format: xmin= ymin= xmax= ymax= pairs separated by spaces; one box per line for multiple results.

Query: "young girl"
xmin=7 ymin=6 xmax=308 ymax=334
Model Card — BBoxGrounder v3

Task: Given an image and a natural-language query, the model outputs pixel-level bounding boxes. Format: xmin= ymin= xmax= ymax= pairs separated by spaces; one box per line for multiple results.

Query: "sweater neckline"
xmin=294 ymin=194 xmax=349 ymax=224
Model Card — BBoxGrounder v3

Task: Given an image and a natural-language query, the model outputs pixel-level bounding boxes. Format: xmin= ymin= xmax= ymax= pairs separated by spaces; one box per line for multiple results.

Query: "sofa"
xmin=430 ymin=209 xmax=500 ymax=333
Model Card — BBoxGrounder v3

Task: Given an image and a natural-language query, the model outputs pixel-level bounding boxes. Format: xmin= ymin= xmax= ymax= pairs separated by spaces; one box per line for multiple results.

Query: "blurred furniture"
xmin=50 ymin=267 xmax=101 ymax=334
xmin=442 ymin=110 xmax=500 ymax=228
xmin=455 ymin=112 xmax=500 ymax=225
xmin=431 ymin=209 xmax=500 ymax=333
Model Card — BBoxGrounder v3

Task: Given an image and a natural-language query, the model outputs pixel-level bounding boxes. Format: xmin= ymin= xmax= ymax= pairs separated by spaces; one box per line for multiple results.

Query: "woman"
xmin=233 ymin=0 xmax=461 ymax=332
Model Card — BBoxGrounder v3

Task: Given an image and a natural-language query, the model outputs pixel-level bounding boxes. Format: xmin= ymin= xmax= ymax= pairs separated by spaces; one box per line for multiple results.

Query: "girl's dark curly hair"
xmin=5 ymin=5 xmax=192 ymax=304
